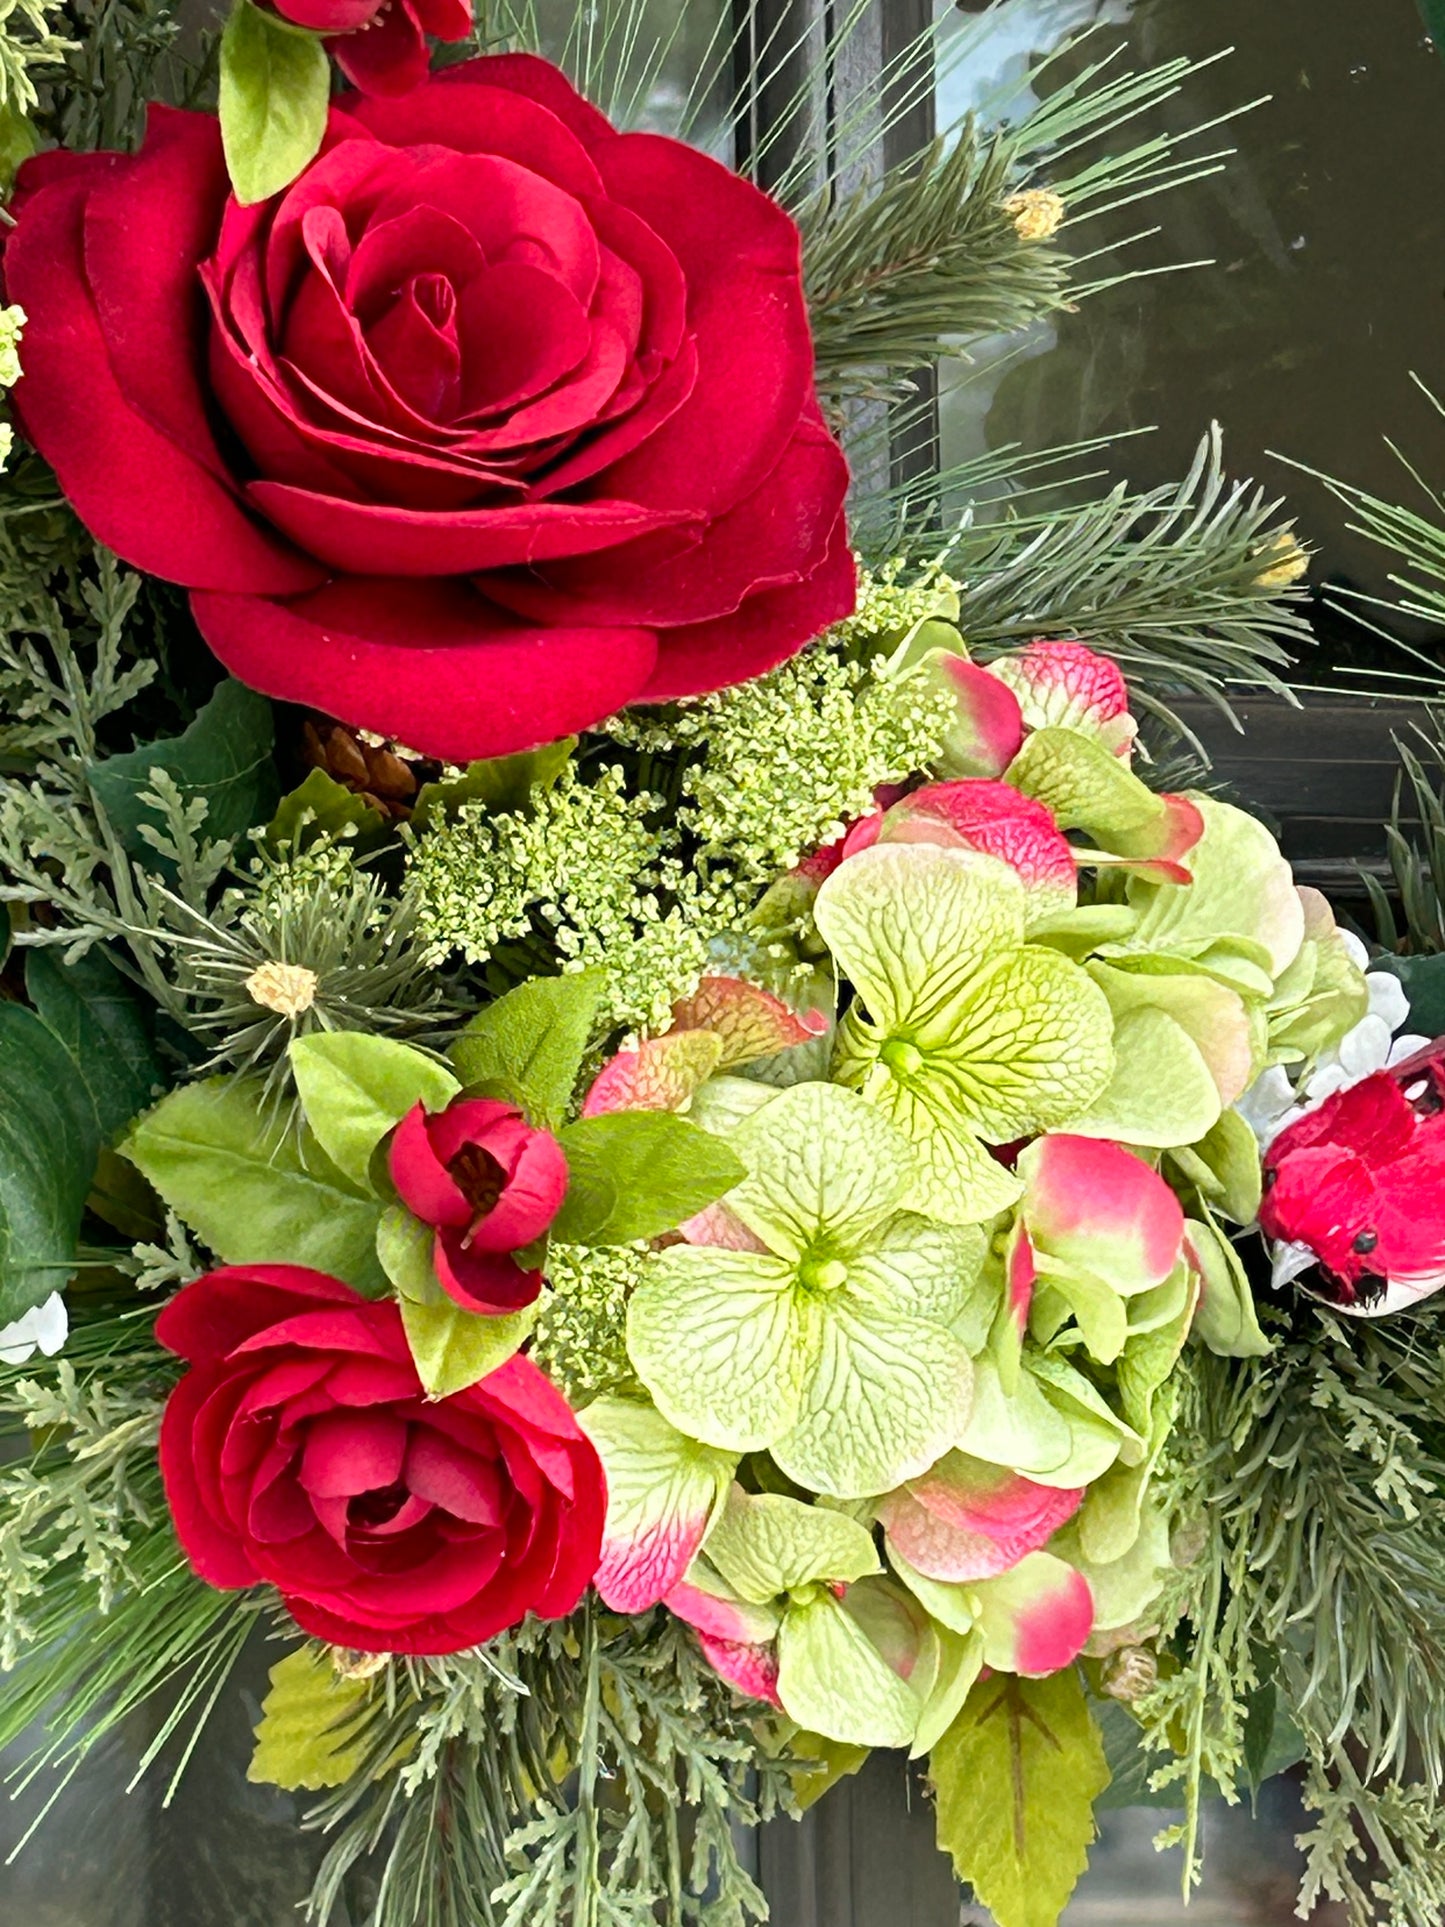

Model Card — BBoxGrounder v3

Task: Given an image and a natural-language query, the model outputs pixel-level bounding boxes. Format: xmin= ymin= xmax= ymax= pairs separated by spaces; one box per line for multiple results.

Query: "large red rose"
xmin=7 ymin=56 xmax=854 ymax=760
xmin=155 ymin=1264 xmax=605 ymax=1653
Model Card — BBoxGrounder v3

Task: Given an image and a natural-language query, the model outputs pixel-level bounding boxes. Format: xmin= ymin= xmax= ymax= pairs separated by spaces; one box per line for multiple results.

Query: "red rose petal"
xmin=158 ymin=1368 xmax=261 ymax=1589
xmin=191 ymin=576 xmax=658 ymax=762
xmin=332 ymin=0 xmax=432 ymax=98
xmin=156 ymin=1264 xmax=362 ymax=1364
xmin=299 ymin=1409 xmax=408 ymax=1498
xmin=342 ymin=80 xmax=605 ymax=198
xmin=434 ymin=1233 xmax=543 ymax=1314
xmin=434 ymin=53 xmax=617 ymax=150
xmin=6 ymin=169 xmax=323 ymax=597
xmin=641 ymin=513 xmax=857 ymax=700
xmin=406 ymin=1430 xmax=504 ymax=1524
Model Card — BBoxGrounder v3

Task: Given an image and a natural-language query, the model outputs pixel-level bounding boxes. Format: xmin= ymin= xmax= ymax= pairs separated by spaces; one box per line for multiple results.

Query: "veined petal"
xmin=578 ymin=1396 xmax=735 ymax=1612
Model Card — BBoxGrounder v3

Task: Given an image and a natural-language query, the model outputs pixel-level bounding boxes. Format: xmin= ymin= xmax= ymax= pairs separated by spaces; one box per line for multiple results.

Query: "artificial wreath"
xmin=2 ymin=3 xmax=1444 ymax=1926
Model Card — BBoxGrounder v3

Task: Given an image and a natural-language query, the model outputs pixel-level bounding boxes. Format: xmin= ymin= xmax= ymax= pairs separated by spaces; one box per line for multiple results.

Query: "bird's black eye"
xmin=1352 ymin=1229 xmax=1379 ymax=1255
xmin=1263 ymin=1166 xmax=1277 ymax=1190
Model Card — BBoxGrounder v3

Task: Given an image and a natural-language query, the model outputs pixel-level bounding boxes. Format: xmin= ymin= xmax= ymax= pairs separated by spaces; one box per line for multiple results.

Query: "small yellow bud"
xmin=1003 ymin=188 xmax=1065 ymax=242
xmin=1254 ymin=531 xmax=1309 ymax=589
xmin=245 ymin=959 xmax=320 ymax=1017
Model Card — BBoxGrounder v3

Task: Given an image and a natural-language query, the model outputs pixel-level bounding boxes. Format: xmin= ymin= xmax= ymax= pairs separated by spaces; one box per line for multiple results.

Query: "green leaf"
xmin=88 ymin=678 xmax=277 ymax=862
xmin=0 ymin=1005 xmax=98 ymax=1322
xmin=248 ymin=1646 xmax=375 ymax=1792
xmin=1186 ymin=1210 xmax=1271 ymax=1358
xmin=122 ymin=1077 xmax=387 ymax=1294
xmin=776 ymin=1592 xmax=920 ymax=1748
xmin=1373 ymin=952 xmax=1445 ymax=1036
xmin=290 ymin=1033 xmax=458 ymax=1191
xmin=450 ymin=969 xmax=605 ymax=1129
xmin=219 ymin=0 xmax=330 ymax=206
xmin=627 ymin=1246 xmax=815 ymax=1451
xmin=931 ymin=1670 xmax=1110 ymax=1927
xmin=378 ymin=1202 xmax=537 ymax=1393
xmin=552 ymin=1111 xmax=746 ymax=1247
xmin=412 ymin=737 xmax=576 ymax=827
xmin=267 ymin=768 xmax=387 ymax=852
xmin=24 ymin=947 xmax=161 ymax=1143
xmin=0 ymin=99 xmax=38 ymax=191
xmin=704 ymin=1487 xmax=879 ymax=1603
xmin=399 ymin=1293 xmax=537 ymax=1399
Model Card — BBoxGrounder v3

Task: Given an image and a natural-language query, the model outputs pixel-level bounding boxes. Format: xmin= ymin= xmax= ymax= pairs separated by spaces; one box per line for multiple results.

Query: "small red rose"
xmin=156 ymin=1264 xmax=604 ymax=1654
xmin=6 ymin=56 xmax=854 ymax=760
xmin=388 ymin=1096 xmax=567 ymax=1313
xmin=272 ymin=0 xmax=472 ymax=99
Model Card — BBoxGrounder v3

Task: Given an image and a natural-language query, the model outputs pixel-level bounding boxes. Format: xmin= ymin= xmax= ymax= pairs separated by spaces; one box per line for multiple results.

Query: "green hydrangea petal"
xmin=704 ymin=1487 xmax=880 ymax=1603
xmin=869 ymin=1076 xmax=1024 ymax=1225
xmin=771 ymin=1299 xmax=974 ymax=1499
xmin=776 ymin=1593 xmax=921 ymax=1748
xmin=845 ymin=1214 xmax=988 ymax=1324
xmin=727 ymin=1080 xmax=916 ymax=1257
xmin=627 ymin=1247 xmax=814 ymax=1451
xmin=1065 ymin=1006 xmax=1221 ymax=1148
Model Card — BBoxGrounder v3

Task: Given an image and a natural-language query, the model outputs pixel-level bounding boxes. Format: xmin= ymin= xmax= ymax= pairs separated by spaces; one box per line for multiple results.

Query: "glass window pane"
xmin=935 ymin=0 xmax=1445 ymax=652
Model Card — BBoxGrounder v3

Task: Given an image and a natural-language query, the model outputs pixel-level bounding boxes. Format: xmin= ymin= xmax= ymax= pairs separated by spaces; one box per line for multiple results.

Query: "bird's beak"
xmin=1270 ymin=1240 xmax=1319 ymax=1292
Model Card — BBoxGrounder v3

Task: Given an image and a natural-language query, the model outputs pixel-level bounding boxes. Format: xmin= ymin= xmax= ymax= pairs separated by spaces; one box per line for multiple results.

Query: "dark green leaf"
xmin=25 ymin=947 xmax=162 ymax=1142
xmin=1373 ymin=953 xmax=1445 ymax=1038
xmin=219 ymin=0 xmax=330 ymax=206
xmin=266 ymin=768 xmax=387 ymax=853
xmin=451 ymin=968 xmax=605 ymax=1129
xmin=552 ymin=1112 xmax=746 ymax=1247
xmin=88 ymin=677 xmax=277 ymax=862
xmin=413 ymin=737 xmax=576 ymax=828
xmin=0 ymin=1005 xmax=98 ymax=1322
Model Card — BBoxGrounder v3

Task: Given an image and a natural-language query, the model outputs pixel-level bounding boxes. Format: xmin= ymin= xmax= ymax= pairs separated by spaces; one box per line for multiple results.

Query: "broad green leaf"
xmin=703 ymin=1487 xmax=879 ymax=1603
xmin=1373 ymin=951 xmax=1445 ymax=1036
xmin=248 ymin=1646 xmax=376 ymax=1792
xmin=776 ymin=1592 xmax=920 ymax=1748
xmin=122 ymin=1077 xmax=387 ymax=1293
xmin=553 ymin=1111 xmax=745 ymax=1246
xmin=726 ymin=1080 xmax=916 ymax=1258
xmin=24 ymin=947 xmax=161 ymax=1142
xmin=578 ymin=1397 xmax=736 ymax=1612
xmin=375 ymin=1202 xmax=439 ymax=1301
xmin=627 ymin=1246 xmax=816 ymax=1451
xmin=1121 ymin=797 xmax=1305 ymax=981
xmin=88 ymin=678 xmax=277 ymax=861
xmin=290 ymin=1033 xmax=459 ymax=1191
xmin=412 ymin=737 xmax=576 ymax=827
xmin=0 ymin=98 xmax=37 ymax=190
xmin=1064 ymin=1007 xmax=1221 ymax=1148
xmin=771 ymin=1298 xmax=974 ymax=1500
xmin=932 ymin=1670 xmax=1110 ymax=1927
xmin=399 ymin=1293 xmax=537 ymax=1398
xmin=451 ymin=969 xmax=605 ymax=1129
xmin=815 ymin=842 xmax=1026 ymax=1037
xmin=219 ymin=0 xmax=329 ymax=205
xmin=0 ymin=1005 xmax=97 ymax=1321
xmin=267 ymin=768 xmax=387 ymax=852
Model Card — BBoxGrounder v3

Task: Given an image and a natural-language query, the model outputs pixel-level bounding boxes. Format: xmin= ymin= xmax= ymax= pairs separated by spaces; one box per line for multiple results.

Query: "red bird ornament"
xmin=1259 ymin=1038 xmax=1445 ymax=1315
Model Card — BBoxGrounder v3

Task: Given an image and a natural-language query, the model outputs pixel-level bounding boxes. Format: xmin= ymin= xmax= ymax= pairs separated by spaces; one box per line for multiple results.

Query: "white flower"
xmin=0 ymin=1292 xmax=67 ymax=1365
xmin=1236 ymin=955 xmax=1428 ymax=1152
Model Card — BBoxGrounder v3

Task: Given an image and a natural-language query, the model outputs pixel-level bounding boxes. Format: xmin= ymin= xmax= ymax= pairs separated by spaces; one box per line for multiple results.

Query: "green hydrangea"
xmin=533 ymin=1243 xmax=647 ymax=1404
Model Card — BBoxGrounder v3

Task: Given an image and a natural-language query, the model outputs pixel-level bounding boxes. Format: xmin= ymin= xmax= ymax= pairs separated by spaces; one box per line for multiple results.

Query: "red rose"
xmin=155 ymin=1264 xmax=605 ymax=1653
xmin=274 ymin=0 xmax=472 ymax=99
xmin=388 ymin=1096 xmax=567 ymax=1313
xmin=7 ymin=57 xmax=854 ymax=761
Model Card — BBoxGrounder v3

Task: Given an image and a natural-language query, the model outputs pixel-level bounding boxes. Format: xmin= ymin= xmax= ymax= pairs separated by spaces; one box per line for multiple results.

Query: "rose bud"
xmin=388 ymin=1097 xmax=568 ymax=1314
xmin=271 ymin=0 xmax=472 ymax=97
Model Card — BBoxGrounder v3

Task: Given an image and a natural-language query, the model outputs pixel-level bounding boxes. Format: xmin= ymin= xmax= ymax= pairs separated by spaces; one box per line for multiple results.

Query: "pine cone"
xmin=301 ymin=717 xmax=435 ymax=821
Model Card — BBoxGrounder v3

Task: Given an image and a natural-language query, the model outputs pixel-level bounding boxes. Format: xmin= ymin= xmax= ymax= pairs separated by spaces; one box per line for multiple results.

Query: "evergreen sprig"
xmin=1143 ymin=1316 xmax=1445 ymax=1927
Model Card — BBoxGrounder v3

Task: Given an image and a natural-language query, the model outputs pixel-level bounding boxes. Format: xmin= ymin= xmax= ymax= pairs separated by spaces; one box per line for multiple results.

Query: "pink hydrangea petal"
xmin=697 ymin=1632 xmax=782 ymax=1706
xmin=937 ymin=657 xmax=1025 ymax=778
xmin=972 ymin=1552 xmax=1095 ymax=1676
xmin=993 ymin=640 xmax=1134 ymax=752
xmin=669 ymin=975 xmax=829 ymax=1071
xmin=879 ymin=1456 xmax=1083 ymax=1583
xmin=580 ymin=1029 xmax=722 ymax=1116
xmin=881 ymin=780 xmax=1077 ymax=914
xmin=1018 ymin=1135 xmax=1185 ymax=1293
